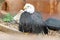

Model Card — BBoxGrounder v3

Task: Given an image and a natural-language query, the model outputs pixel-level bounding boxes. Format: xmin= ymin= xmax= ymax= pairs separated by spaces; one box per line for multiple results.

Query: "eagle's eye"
xmin=27 ymin=6 xmax=30 ymax=7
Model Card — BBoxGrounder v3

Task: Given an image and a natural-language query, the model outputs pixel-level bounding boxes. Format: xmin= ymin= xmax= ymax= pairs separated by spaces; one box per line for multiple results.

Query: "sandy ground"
xmin=0 ymin=30 xmax=60 ymax=40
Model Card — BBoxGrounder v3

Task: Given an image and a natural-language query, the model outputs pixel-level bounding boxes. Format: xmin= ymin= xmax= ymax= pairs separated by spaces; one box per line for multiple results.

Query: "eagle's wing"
xmin=31 ymin=12 xmax=43 ymax=24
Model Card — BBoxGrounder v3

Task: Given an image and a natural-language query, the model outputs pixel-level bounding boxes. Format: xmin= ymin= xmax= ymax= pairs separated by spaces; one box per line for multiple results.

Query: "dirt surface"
xmin=0 ymin=30 xmax=60 ymax=40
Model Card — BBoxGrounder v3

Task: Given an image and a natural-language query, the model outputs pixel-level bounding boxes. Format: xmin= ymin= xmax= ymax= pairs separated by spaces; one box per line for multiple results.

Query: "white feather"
xmin=24 ymin=3 xmax=35 ymax=14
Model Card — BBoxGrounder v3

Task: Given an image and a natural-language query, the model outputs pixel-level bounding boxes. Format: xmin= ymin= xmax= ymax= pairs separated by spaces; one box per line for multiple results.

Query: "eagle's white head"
xmin=24 ymin=3 xmax=35 ymax=14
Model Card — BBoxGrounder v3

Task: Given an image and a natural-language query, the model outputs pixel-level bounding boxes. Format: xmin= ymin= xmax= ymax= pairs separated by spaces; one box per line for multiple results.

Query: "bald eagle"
xmin=19 ymin=3 xmax=48 ymax=34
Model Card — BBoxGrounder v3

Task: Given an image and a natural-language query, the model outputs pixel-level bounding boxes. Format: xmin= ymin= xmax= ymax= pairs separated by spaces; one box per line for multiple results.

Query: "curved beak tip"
xmin=23 ymin=7 xmax=26 ymax=10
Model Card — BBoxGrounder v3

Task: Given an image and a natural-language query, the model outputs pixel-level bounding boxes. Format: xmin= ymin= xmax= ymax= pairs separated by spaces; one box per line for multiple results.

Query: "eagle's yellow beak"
xmin=23 ymin=7 xmax=26 ymax=10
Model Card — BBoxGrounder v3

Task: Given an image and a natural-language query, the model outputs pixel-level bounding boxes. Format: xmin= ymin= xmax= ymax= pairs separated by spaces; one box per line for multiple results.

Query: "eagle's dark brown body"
xmin=19 ymin=11 xmax=48 ymax=34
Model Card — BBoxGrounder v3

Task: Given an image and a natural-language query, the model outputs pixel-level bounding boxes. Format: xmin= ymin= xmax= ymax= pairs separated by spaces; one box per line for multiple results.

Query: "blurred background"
xmin=0 ymin=0 xmax=59 ymax=20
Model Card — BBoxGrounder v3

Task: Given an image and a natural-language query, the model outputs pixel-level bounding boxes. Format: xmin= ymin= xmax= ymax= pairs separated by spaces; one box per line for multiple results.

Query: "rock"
xmin=45 ymin=18 xmax=60 ymax=30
